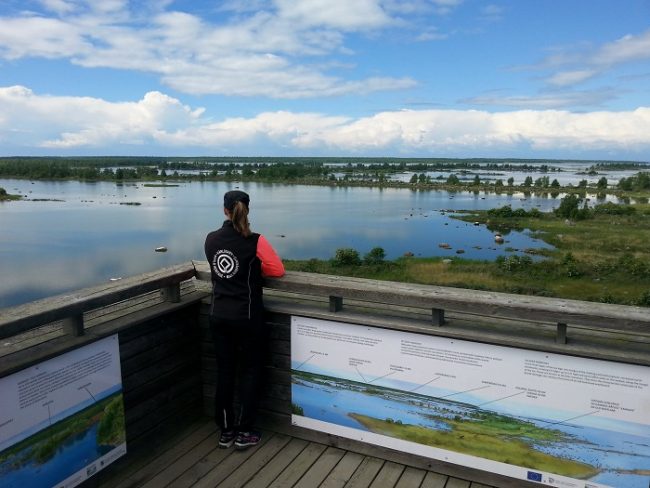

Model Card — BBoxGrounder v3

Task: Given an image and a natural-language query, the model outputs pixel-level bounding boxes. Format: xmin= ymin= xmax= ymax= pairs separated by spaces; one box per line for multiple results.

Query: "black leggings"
xmin=209 ymin=316 xmax=268 ymax=432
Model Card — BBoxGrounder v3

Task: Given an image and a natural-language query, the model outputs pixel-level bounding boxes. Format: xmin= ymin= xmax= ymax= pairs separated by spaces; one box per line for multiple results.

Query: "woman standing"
xmin=204 ymin=190 xmax=285 ymax=449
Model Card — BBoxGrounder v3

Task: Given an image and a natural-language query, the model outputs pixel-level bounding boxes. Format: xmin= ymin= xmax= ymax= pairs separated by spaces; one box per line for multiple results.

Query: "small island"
xmin=0 ymin=186 xmax=21 ymax=201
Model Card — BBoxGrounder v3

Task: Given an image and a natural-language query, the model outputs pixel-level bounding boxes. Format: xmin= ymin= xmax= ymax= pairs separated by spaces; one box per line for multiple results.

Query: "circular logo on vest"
xmin=213 ymin=249 xmax=239 ymax=279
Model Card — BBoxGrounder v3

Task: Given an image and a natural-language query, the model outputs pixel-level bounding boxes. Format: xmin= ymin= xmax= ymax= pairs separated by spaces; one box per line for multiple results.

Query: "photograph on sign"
xmin=290 ymin=316 xmax=650 ymax=488
xmin=0 ymin=334 xmax=127 ymax=488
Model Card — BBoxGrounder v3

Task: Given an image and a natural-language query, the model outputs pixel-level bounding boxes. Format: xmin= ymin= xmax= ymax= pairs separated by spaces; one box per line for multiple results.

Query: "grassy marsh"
xmin=284 ymin=203 xmax=650 ymax=306
xmin=349 ymin=412 xmax=599 ymax=479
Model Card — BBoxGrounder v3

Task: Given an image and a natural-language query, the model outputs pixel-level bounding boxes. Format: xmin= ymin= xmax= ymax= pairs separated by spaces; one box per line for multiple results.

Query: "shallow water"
xmin=0 ymin=176 xmax=627 ymax=307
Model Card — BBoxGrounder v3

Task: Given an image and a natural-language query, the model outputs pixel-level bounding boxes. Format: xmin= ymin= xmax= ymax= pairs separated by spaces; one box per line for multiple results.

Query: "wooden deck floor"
xmin=91 ymin=418 xmax=496 ymax=488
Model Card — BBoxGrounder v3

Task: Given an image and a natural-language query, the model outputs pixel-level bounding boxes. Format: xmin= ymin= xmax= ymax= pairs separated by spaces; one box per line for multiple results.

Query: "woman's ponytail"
xmin=231 ymin=201 xmax=251 ymax=237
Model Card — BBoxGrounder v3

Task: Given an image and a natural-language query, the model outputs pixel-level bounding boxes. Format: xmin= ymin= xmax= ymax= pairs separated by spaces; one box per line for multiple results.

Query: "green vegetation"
xmin=285 ymin=196 xmax=650 ymax=306
xmin=97 ymin=395 xmax=126 ymax=446
xmin=293 ymin=370 xmax=598 ymax=479
xmin=333 ymin=248 xmax=362 ymax=266
xmin=2 ymin=157 xmax=649 ymax=305
xmin=293 ymin=371 xmax=600 ymax=479
xmin=349 ymin=413 xmax=598 ymax=478
xmin=1 ymin=156 xmax=648 ymax=198
xmin=0 ymin=186 xmax=21 ymax=201
xmin=0 ymin=393 xmax=125 ymax=466
xmin=291 ymin=403 xmax=305 ymax=415
xmin=618 ymin=171 xmax=650 ymax=191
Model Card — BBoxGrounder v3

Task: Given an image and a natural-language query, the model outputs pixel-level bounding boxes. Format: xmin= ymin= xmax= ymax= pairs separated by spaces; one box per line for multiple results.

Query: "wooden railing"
xmin=0 ymin=262 xmax=197 ymax=340
xmin=194 ymin=261 xmax=650 ymax=366
xmin=194 ymin=262 xmax=649 ymax=487
xmin=0 ymin=262 xmax=209 ymax=459
xmin=2 ymin=262 xmax=648 ymax=488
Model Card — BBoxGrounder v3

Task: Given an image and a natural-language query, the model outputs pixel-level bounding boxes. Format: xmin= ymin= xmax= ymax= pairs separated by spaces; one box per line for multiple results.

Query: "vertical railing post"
xmin=329 ymin=295 xmax=343 ymax=312
xmin=161 ymin=283 xmax=181 ymax=303
xmin=556 ymin=322 xmax=567 ymax=344
xmin=63 ymin=314 xmax=84 ymax=337
xmin=432 ymin=308 xmax=445 ymax=326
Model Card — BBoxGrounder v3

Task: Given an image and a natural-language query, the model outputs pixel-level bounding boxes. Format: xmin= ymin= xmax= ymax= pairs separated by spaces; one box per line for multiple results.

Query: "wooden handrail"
xmin=3 ymin=259 xmax=648 ymax=342
xmin=0 ymin=262 xmax=197 ymax=339
xmin=194 ymin=261 xmax=650 ymax=336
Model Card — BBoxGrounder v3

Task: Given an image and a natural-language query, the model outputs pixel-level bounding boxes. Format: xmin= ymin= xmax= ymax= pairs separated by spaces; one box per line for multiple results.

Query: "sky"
xmin=0 ymin=0 xmax=649 ymax=160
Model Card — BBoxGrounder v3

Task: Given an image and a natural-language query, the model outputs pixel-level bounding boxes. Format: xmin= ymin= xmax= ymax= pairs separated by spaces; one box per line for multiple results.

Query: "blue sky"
xmin=0 ymin=0 xmax=649 ymax=159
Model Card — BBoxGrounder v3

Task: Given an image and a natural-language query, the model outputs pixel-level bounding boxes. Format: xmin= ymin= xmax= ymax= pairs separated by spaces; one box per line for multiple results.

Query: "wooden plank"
xmin=219 ymin=433 xmax=293 ymax=488
xmin=394 ymin=466 xmax=427 ymax=488
xmin=191 ymin=434 xmax=274 ymax=488
xmin=257 ymin=411 xmax=519 ymax=488
xmin=445 ymin=478 xmax=471 ymax=488
xmin=368 ymin=461 xmax=404 ymax=488
xmin=420 ymin=471 xmax=448 ymax=488
xmin=318 ymin=451 xmax=365 ymax=488
xmin=170 ymin=446 xmax=233 ymax=488
xmin=342 ymin=457 xmax=384 ymax=488
xmin=91 ymin=417 xmax=208 ymax=488
xmin=0 ymin=262 xmax=197 ymax=338
xmin=124 ymin=379 xmax=202 ymax=444
xmin=0 ymin=292 xmax=206 ymax=377
xmin=139 ymin=430 xmax=222 ymax=488
xmin=110 ymin=421 xmax=217 ymax=488
xmin=259 ymin=299 xmax=650 ymax=366
xmin=293 ymin=446 xmax=346 ymax=488
xmin=242 ymin=437 xmax=309 ymax=488
xmin=266 ymin=442 xmax=328 ymax=487
xmin=0 ymin=284 xmax=195 ymax=353
xmin=262 ymin=271 xmax=650 ymax=333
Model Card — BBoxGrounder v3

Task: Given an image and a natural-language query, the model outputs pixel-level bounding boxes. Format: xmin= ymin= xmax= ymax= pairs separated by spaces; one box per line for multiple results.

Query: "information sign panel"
xmin=291 ymin=316 xmax=650 ymax=488
xmin=0 ymin=334 xmax=127 ymax=488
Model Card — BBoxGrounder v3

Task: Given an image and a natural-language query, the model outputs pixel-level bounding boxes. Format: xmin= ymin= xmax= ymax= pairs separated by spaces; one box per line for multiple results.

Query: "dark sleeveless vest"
xmin=204 ymin=220 xmax=263 ymax=320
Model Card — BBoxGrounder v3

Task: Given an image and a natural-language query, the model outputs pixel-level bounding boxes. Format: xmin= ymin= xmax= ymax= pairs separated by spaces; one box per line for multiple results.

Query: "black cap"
xmin=224 ymin=190 xmax=250 ymax=211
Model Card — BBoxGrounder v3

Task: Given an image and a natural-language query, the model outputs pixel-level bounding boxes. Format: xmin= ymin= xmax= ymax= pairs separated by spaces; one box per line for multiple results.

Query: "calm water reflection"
xmin=0 ymin=178 xmax=594 ymax=307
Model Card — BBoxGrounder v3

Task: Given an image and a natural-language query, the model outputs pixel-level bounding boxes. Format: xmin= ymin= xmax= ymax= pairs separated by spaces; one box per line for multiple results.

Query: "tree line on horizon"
xmin=0 ymin=157 xmax=648 ymax=192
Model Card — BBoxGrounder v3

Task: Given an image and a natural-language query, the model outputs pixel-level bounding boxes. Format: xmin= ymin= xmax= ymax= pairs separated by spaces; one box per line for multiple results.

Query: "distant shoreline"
xmin=1 ymin=156 xmax=648 ymax=199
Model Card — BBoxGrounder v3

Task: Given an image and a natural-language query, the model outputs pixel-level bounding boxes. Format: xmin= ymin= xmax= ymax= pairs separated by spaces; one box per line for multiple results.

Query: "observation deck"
xmin=1 ymin=263 xmax=648 ymax=488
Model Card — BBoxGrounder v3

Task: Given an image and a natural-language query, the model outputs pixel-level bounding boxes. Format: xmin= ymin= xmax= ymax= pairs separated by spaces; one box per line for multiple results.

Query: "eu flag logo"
xmin=527 ymin=471 xmax=543 ymax=482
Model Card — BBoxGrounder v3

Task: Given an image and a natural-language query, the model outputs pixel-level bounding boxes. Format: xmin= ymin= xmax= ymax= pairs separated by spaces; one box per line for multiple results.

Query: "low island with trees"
xmin=0 ymin=156 xmax=649 ymax=200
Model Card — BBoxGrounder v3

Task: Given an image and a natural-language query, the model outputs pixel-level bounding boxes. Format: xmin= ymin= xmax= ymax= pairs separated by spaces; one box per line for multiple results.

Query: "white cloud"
xmin=462 ymin=88 xmax=617 ymax=109
xmin=540 ymin=29 xmax=650 ymax=88
xmin=382 ymin=0 xmax=463 ymax=16
xmin=1 ymin=86 xmax=648 ymax=156
xmin=275 ymin=0 xmax=393 ymax=30
xmin=546 ymin=69 xmax=597 ymax=87
xmin=0 ymin=16 xmax=89 ymax=59
xmin=0 ymin=0 xmax=414 ymax=98
xmin=39 ymin=0 xmax=76 ymax=15
xmin=0 ymin=86 xmax=204 ymax=148
xmin=596 ymin=30 xmax=650 ymax=66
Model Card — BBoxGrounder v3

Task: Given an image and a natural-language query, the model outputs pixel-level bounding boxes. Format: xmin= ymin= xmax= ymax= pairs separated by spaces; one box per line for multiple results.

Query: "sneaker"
xmin=219 ymin=430 xmax=236 ymax=448
xmin=234 ymin=431 xmax=261 ymax=450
